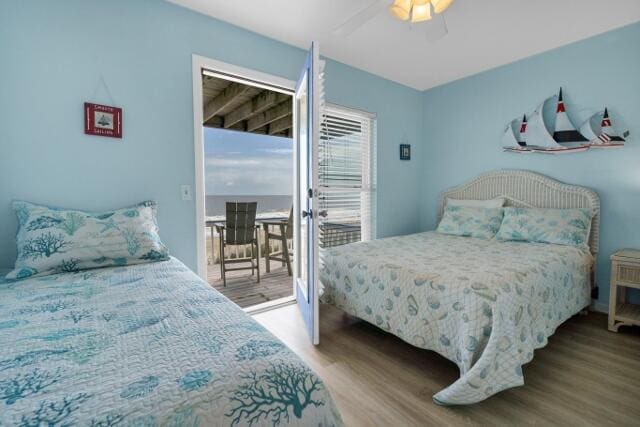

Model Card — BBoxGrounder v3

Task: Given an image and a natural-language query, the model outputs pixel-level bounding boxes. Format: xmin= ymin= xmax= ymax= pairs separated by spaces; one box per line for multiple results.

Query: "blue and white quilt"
xmin=0 ymin=258 xmax=342 ymax=426
xmin=320 ymin=231 xmax=592 ymax=405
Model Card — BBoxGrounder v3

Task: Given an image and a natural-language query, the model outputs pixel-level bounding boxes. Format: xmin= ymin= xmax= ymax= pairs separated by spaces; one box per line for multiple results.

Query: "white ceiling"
xmin=169 ymin=0 xmax=640 ymax=90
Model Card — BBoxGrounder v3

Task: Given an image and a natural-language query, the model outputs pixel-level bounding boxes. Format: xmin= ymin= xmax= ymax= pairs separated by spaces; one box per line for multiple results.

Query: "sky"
xmin=204 ymin=127 xmax=293 ymax=196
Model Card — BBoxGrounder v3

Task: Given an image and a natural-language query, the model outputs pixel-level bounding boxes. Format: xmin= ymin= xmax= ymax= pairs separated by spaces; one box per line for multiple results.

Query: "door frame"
xmin=293 ymin=43 xmax=321 ymax=344
xmin=191 ymin=54 xmax=295 ymax=280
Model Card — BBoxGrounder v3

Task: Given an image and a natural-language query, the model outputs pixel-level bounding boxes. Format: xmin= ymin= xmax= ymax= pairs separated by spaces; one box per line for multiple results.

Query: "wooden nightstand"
xmin=609 ymin=249 xmax=640 ymax=332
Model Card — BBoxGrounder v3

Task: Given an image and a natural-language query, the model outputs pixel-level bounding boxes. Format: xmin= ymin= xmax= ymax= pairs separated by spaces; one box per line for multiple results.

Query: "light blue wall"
xmin=420 ymin=22 xmax=640 ymax=306
xmin=0 ymin=0 xmax=423 ymax=270
xmin=4 ymin=0 xmax=634 ymax=308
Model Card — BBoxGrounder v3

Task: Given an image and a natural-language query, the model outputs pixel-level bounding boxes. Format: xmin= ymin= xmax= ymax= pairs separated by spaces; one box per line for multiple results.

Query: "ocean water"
xmin=206 ymin=195 xmax=292 ymax=217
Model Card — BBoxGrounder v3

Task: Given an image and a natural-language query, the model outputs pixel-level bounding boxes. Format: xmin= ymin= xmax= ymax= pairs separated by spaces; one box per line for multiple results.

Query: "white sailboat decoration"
xmin=589 ymin=108 xmax=626 ymax=148
xmin=501 ymin=114 xmax=531 ymax=153
xmin=502 ymin=88 xmax=628 ymax=154
xmin=578 ymin=111 xmax=601 ymax=141
xmin=526 ymin=96 xmax=588 ymax=154
xmin=552 ymin=88 xmax=589 ymax=147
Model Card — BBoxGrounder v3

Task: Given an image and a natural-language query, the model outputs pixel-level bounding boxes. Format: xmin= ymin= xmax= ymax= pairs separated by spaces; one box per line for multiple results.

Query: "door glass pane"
xmin=297 ymin=72 xmax=309 ymax=300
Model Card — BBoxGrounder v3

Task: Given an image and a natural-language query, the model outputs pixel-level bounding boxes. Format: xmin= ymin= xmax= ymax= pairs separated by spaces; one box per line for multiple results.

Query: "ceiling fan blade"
xmin=424 ymin=13 xmax=448 ymax=42
xmin=332 ymin=0 xmax=387 ymax=37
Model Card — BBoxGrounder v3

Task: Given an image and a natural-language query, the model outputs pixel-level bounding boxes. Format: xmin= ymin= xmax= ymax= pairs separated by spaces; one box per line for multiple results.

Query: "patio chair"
xmin=218 ymin=202 xmax=260 ymax=287
xmin=262 ymin=207 xmax=293 ymax=276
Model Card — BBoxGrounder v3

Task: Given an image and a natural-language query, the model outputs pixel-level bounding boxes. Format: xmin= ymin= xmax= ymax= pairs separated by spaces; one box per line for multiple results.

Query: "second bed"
xmin=320 ymin=170 xmax=598 ymax=405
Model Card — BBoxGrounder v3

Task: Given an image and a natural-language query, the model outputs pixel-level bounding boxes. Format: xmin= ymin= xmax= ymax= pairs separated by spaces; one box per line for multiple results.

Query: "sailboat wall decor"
xmin=502 ymin=88 xmax=629 ymax=154
xmin=501 ymin=115 xmax=531 ymax=153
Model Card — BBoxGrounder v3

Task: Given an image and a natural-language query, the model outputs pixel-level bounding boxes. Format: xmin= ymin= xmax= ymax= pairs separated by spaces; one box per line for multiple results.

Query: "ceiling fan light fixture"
xmin=411 ymin=0 xmax=432 ymax=23
xmin=389 ymin=0 xmax=412 ymax=21
xmin=432 ymin=0 xmax=454 ymax=14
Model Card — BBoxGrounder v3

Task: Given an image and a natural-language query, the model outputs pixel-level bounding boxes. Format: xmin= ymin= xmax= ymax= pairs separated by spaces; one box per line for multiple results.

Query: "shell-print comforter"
xmin=320 ymin=231 xmax=592 ymax=405
xmin=0 ymin=258 xmax=342 ymax=426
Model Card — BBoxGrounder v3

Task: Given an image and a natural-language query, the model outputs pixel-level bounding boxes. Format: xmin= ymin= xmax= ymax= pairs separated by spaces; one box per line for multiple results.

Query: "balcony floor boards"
xmin=207 ymin=258 xmax=292 ymax=308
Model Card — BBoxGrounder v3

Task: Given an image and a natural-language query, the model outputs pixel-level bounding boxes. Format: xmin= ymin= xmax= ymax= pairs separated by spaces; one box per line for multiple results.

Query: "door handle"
xmin=301 ymin=210 xmax=312 ymax=218
xmin=318 ymin=210 xmax=328 ymax=218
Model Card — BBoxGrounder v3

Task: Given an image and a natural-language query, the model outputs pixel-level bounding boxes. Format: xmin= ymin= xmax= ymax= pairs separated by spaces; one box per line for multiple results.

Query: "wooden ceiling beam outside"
xmin=268 ymin=114 xmax=293 ymax=135
xmin=203 ymin=82 xmax=251 ymax=122
xmin=202 ymin=74 xmax=293 ymax=138
xmin=223 ymin=91 xmax=289 ymax=129
xmin=227 ymin=121 xmax=246 ymax=132
xmin=247 ymin=100 xmax=292 ymax=132
xmin=207 ymin=116 xmax=223 ymax=128
xmin=251 ymin=125 xmax=268 ymax=135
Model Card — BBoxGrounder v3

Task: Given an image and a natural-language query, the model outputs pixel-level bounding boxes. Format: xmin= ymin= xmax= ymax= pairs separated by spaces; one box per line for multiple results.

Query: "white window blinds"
xmin=318 ymin=105 xmax=376 ymax=248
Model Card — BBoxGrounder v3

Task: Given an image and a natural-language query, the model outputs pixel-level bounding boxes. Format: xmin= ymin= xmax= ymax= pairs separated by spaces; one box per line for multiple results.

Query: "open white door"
xmin=293 ymin=42 xmax=322 ymax=345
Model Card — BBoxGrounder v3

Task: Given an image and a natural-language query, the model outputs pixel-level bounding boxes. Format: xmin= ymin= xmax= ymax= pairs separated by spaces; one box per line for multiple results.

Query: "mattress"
xmin=320 ymin=231 xmax=592 ymax=405
xmin=0 ymin=258 xmax=342 ymax=426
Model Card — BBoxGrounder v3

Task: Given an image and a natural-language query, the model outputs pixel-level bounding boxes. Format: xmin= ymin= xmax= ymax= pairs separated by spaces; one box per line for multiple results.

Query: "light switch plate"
xmin=181 ymin=185 xmax=192 ymax=201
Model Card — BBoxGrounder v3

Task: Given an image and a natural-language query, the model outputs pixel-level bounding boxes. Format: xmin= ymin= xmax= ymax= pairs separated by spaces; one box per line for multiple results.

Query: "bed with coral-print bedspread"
xmin=320 ymin=231 xmax=592 ymax=405
xmin=0 ymin=258 xmax=342 ymax=426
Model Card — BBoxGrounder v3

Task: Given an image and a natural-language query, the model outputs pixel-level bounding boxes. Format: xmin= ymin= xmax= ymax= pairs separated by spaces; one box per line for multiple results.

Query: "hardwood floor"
xmin=254 ymin=304 xmax=640 ymax=426
xmin=207 ymin=258 xmax=292 ymax=308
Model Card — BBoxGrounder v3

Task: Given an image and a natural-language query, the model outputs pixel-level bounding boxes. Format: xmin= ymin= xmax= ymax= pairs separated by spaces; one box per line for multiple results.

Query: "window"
xmin=318 ymin=105 xmax=377 ymax=248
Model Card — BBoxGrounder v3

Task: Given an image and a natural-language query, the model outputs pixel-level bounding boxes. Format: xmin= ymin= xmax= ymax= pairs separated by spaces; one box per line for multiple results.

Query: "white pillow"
xmin=446 ymin=197 xmax=505 ymax=208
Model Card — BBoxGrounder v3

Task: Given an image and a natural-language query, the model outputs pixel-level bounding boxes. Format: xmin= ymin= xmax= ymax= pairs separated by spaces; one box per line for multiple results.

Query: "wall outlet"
xmin=181 ymin=185 xmax=192 ymax=201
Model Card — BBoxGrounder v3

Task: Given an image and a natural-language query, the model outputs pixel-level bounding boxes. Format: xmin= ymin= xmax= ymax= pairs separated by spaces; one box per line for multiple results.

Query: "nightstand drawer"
xmin=614 ymin=263 xmax=640 ymax=288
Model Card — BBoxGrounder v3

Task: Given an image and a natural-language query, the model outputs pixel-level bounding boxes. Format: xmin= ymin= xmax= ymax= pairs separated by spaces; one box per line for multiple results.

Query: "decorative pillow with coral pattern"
xmin=436 ymin=206 xmax=504 ymax=240
xmin=495 ymin=207 xmax=592 ymax=248
xmin=6 ymin=200 xmax=169 ymax=280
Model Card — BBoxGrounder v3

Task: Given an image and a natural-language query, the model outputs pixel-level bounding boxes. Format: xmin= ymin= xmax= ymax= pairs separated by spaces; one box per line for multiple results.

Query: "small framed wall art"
xmin=400 ymin=144 xmax=411 ymax=160
xmin=84 ymin=102 xmax=122 ymax=138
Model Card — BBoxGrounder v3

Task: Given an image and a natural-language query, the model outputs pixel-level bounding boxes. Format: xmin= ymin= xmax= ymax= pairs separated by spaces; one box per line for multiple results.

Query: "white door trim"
xmin=191 ymin=54 xmax=295 ymax=279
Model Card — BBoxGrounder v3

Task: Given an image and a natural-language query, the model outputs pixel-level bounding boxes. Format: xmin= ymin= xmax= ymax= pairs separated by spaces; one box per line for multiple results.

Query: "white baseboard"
xmin=591 ymin=301 xmax=608 ymax=314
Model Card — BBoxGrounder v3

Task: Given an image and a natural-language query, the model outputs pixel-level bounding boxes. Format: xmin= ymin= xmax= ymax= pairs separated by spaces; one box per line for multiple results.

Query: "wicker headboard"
xmin=438 ymin=170 xmax=600 ymax=256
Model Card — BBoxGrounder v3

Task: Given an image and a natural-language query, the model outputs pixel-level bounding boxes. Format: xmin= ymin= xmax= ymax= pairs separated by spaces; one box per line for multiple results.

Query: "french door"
xmin=293 ymin=42 xmax=321 ymax=344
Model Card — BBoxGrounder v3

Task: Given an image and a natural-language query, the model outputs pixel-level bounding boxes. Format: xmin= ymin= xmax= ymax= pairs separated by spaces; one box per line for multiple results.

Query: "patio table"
xmin=256 ymin=217 xmax=290 ymax=273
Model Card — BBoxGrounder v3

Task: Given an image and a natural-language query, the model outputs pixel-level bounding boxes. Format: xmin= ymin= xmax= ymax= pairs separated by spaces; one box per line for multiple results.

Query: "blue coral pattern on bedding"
xmin=0 ymin=258 xmax=342 ymax=426
xmin=436 ymin=206 xmax=504 ymax=239
xmin=495 ymin=207 xmax=593 ymax=248
xmin=320 ymin=231 xmax=592 ymax=405
xmin=7 ymin=201 xmax=169 ymax=280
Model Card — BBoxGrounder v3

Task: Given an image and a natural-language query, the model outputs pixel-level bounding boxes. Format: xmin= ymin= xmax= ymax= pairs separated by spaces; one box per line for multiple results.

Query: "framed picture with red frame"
xmin=84 ymin=103 xmax=122 ymax=138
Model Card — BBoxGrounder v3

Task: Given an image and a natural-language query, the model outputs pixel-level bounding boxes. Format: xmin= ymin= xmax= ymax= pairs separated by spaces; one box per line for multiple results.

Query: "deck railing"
xmin=205 ymin=218 xmax=362 ymax=266
xmin=205 ymin=226 xmax=292 ymax=266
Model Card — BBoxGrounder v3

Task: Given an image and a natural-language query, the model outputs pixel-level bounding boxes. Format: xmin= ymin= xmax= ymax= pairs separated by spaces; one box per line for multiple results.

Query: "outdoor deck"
xmin=203 ymin=219 xmax=360 ymax=308
xmin=206 ymin=242 xmax=293 ymax=308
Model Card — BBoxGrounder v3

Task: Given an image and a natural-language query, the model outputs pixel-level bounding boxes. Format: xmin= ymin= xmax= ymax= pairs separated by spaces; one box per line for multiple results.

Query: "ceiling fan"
xmin=333 ymin=0 xmax=454 ymax=42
